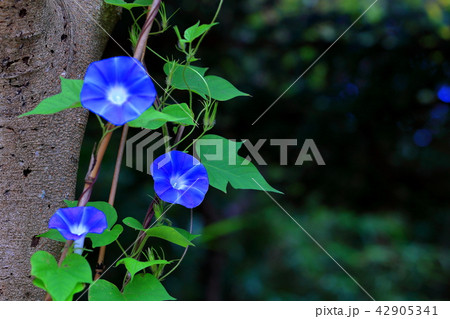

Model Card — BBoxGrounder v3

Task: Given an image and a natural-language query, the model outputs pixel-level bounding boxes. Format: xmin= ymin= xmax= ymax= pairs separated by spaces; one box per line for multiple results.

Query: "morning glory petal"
xmin=150 ymin=151 xmax=209 ymax=209
xmin=48 ymin=206 xmax=108 ymax=241
xmin=80 ymin=56 xmax=157 ymax=126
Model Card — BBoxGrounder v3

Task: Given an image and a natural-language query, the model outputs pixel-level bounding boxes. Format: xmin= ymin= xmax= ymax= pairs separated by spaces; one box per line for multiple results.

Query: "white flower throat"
xmin=107 ymin=86 xmax=129 ymax=105
xmin=170 ymin=175 xmax=188 ymax=190
xmin=70 ymin=223 xmax=88 ymax=236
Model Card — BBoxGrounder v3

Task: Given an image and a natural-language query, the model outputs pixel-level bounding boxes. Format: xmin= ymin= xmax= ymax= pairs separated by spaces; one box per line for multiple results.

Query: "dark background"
xmin=78 ymin=0 xmax=450 ymax=300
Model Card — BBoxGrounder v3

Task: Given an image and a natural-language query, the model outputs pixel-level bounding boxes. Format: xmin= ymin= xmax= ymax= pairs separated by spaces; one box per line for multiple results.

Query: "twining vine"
xmin=21 ymin=0 xmax=280 ymax=301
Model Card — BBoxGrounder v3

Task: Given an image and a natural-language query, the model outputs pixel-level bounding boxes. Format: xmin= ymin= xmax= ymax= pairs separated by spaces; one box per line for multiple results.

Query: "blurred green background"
xmin=77 ymin=0 xmax=449 ymax=300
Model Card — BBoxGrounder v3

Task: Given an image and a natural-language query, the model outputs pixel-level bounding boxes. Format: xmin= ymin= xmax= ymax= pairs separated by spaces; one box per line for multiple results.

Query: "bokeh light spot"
xmin=437 ymin=84 xmax=450 ymax=103
xmin=413 ymin=129 xmax=432 ymax=147
xmin=430 ymin=104 xmax=449 ymax=120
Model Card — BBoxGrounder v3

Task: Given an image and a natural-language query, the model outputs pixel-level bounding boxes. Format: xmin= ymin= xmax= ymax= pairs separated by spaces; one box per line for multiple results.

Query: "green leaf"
xmin=19 ymin=77 xmax=83 ymax=117
xmin=64 ymin=200 xmax=117 ymax=229
xmin=37 ymin=229 xmax=66 ymax=242
xmin=164 ymin=62 xmax=209 ymax=98
xmin=195 ymin=134 xmax=282 ymax=194
xmin=63 ymin=199 xmax=77 ymax=208
xmin=116 ymin=258 xmax=170 ymax=281
xmin=123 ymin=218 xmax=197 ymax=247
xmin=33 ymin=278 xmax=84 ymax=301
xmin=204 ymin=75 xmax=250 ymax=101
xmin=128 ymin=104 xmax=195 ymax=130
xmin=145 ymin=226 xmax=195 ymax=248
xmin=164 ymin=61 xmax=208 ymax=77
xmin=163 ymin=62 xmax=249 ymax=101
xmin=89 ymin=279 xmax=125 ymax=301
xmin=32 ymin=278 xmax=46 ymax=291
xmin=123 ymin=274 xmax=175 ymax=301
xmin=163 ymin=104 xmax=195 ymax=126
xmin=122 ymin=217 xmax=145 ymax=230
xmin=88 ymin=224 xmax=123 ymax=248
xmin=89 ymin=275 xmax=175 ymax=301
xmin=65 ymin=283 xmax=86 ymax=301
xmin=31 ymin=251 xmax=92 ymax=301
xmin=104 ymin=0 xmax=153 ymax=10
xmin=172 ymin=227 xmax=201 ymax=242
xmin=184 ymin=22 xmax=218 ymax=42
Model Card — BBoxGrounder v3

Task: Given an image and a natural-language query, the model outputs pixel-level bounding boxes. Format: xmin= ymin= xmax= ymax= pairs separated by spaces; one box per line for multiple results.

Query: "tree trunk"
xmin=0 ymin=0 xmax=119 ymax=300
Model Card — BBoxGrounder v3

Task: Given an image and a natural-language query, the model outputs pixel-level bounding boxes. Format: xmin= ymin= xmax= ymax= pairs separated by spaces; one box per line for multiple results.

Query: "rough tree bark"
xmin=0 ymin=0 xmax=119 ymax=300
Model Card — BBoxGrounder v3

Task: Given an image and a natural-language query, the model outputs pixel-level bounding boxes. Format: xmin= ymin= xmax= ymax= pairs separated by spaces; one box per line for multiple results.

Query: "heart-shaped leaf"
xmin=128 ymin=103 xmax=195 ymax=130
xmin=145 ymin=226 xmax=196 ymax=248
xmin=116 ymin=258 xmax=170 ymax=281
xmin=31 ymin=251 xmax=92 ymax=301
xmin=104 ymin=0 xmax=153 ymax=10
xmin=122 ymin=216 xmax=145 ymax=230
xmin=123 ymin=218 xmax=199 ymax=248
xmin=37 ymin=229 xmax=66 ymax=242
xmin=89 ymin=274 xmax=175 ymax=301
xmin=195 ymin=134 xmax=282 ymax=193
xmin=19 ymin=77 xmax=83 ymax=117
xmin=88 ymin=224 xmax=123 ymax=248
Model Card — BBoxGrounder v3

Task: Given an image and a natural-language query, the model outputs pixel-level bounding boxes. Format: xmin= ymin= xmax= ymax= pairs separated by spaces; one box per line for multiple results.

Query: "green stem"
xmin=115 ymin=239 xmax=128 ymax=256
xmin=161 ymin=123 xmax=171 ymax=152
xmin=184 ymin=129 xmax=209 ymax=152
xmin=146 ymin=45 xmax=170 ymax=62
xmin=170 ymin=124 xmax=196 ymax=150
xmin=159 ymin=209 xmax=193 ymax=280
xmin=170 ymin=106 xmax=207 ymax=150
xmin=192 ymin=0 xmax=223 ymax=56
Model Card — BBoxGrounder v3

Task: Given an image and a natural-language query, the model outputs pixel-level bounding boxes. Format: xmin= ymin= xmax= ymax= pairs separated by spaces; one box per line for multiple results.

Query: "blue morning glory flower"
xmin=48 ymin=206 xmax=108 ymax=254
xmin=80 ymin=56 xmax=157 ymax=126
xmin=150 ymin=151 xmax=209 ymax=209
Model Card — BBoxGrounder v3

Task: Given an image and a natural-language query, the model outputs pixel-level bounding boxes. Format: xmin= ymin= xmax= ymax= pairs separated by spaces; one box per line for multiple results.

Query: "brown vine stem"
xmin=78 ymin=124 xmax=114 ymax=207
xmin=135 ymin=0 xmax=161 ymax=61
xmin=108 ymin=126 xmax=129 ymax=206
xmin=46 ymin=0 xmax=162 ymax=300
xmin=93 ymin=0 xmax=161 ymax=281
xmin=93 ymin=124 xmax=128 ymax=280
xmin=45 ymin=124 xmax=115 ymax=300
